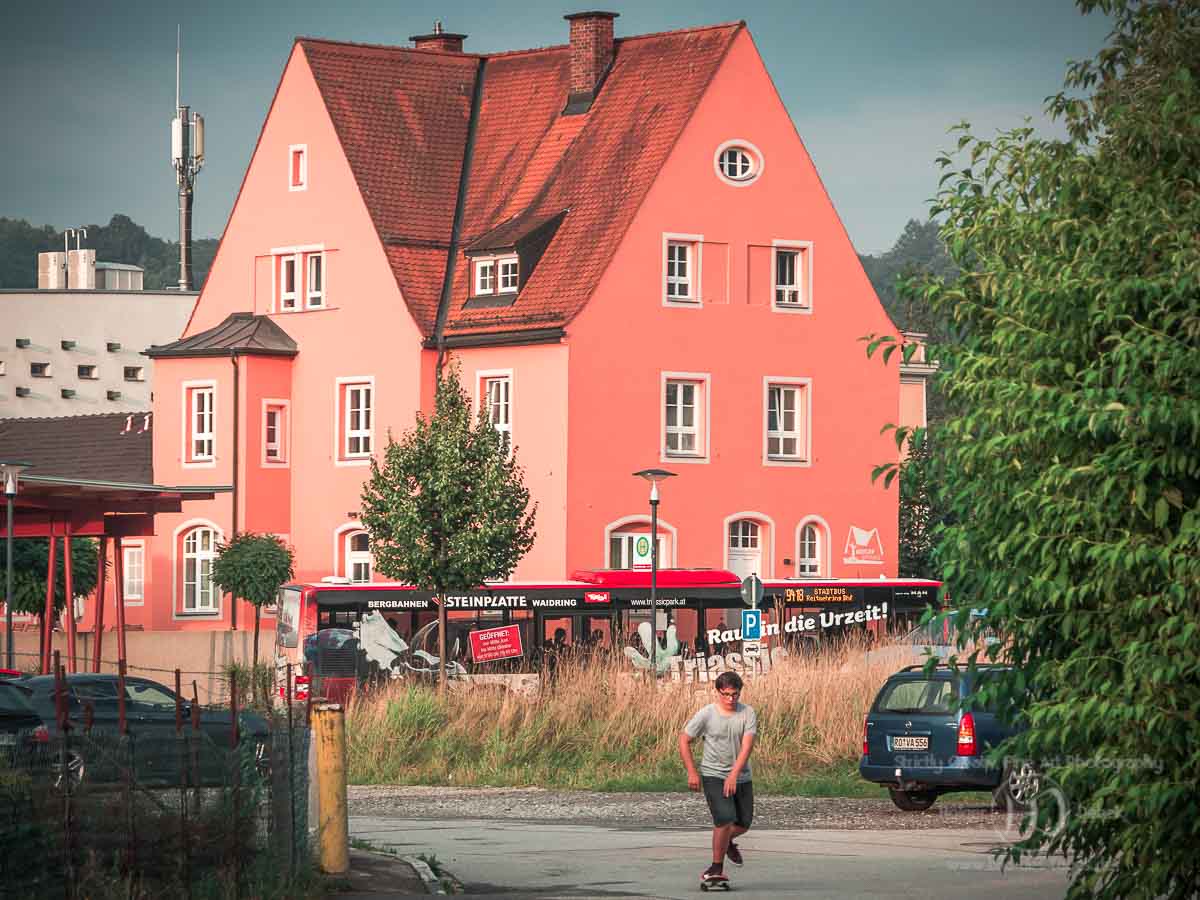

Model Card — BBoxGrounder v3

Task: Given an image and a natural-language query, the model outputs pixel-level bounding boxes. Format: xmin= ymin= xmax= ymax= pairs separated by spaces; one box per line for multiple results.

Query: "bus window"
xmin=277 ymin=587 xmax=301 ymax=649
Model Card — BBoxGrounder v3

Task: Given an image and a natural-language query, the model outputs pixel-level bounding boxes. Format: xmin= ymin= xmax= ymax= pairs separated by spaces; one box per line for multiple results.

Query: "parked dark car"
xmin=0 ymin=676 xmax=46 ymax=772
xmin=859 ymin=663 xmax=1037 ymax=811
xmin=18 ymin=674 xmax=270 ymax=790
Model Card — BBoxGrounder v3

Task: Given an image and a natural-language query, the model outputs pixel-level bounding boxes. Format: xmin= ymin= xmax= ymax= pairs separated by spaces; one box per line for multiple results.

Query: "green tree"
xmin=9 ymin=537 xmax=99 ymax=618
xmin=895 ymin=430 xmax=937 ymax=580
xmin=359 ymin=364 xmax=537 ymax=691
xmin=211 ymin=532 xmax=295 ymax=673
xmin=870 ymin=2 xmax=1200 ymax=896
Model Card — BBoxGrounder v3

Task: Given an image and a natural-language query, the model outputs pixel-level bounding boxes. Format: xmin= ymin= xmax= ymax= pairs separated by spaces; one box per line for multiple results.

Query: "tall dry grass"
xmin=345 ymin=637 xmax=920 ymax=792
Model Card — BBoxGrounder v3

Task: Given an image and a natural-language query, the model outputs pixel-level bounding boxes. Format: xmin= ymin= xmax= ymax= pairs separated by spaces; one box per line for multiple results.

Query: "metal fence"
xmin=0 ymin=659 xmax=310 ymax=898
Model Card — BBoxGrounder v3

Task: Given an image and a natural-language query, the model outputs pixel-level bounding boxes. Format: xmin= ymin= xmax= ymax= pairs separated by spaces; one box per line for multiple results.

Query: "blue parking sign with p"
xmin=741 ymin=609 xmax=762 ymax=641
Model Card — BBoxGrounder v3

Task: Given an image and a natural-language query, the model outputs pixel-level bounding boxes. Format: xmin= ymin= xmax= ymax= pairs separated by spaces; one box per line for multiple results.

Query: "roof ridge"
xmin=0 ymin=412 xmax=150 ymax=423
xmin=297 ymin=36 xmax=485 ymax=59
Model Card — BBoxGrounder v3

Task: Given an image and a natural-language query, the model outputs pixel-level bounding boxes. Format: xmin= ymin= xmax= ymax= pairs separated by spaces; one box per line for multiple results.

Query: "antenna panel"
xmin=192 ymin=114 xmax=205 ymax=164
xmin=172 ymin=116 xmax=184 ymax=165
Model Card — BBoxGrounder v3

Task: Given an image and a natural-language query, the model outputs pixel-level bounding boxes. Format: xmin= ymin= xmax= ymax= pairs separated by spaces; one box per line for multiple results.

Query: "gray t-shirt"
xmin=684 ymin=702 xmax=758 ymax=783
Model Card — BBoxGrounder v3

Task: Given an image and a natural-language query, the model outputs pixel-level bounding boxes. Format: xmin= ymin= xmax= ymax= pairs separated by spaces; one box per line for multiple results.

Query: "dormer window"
xmin=473 ymin=255 xmax=518 ymax=297
xmin=714 ymin=140 xmax=763 ymax=186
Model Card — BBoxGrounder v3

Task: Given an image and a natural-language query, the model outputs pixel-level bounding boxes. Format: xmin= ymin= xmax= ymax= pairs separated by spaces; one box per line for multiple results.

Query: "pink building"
xmin=128 ymin=12 xmax=913 ymax=632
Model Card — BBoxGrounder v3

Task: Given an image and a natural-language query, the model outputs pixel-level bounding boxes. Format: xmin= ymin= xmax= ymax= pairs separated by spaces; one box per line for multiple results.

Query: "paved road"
xmin=351 ymin=816 xmax=1071 ymax=899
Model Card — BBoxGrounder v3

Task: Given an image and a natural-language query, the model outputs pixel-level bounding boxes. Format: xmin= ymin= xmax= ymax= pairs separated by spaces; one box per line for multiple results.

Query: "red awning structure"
xmin=1 ymin=413 xmax=229 ymax=675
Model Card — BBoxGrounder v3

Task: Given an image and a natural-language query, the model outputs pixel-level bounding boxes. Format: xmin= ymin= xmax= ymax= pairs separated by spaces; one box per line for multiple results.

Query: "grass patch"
xmin=346 ymin=638 xmax=941 ymax=797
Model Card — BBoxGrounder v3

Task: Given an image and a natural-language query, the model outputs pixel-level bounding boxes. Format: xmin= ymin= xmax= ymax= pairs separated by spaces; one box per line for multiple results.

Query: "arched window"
xmin=726 ymin=518 xmax=762 ymax=580
xmin=798 ymin=523 xmax=822 ymax=576
xmin=182 ymin=527 xmax=218 ymax=611
xmin=346 ymin=531 xmax=372 ymax=583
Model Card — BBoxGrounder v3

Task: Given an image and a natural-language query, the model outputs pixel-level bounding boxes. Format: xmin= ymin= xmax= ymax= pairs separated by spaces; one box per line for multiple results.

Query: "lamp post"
xmin=633 ymin=468 xmax=676 ymax=678
xmin=2 ymin=461 xmax=31 ymax=669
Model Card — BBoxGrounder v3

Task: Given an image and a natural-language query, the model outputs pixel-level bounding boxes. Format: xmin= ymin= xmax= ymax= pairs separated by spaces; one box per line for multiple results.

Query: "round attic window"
xmin=714 ymin=141 xmax=763 ymax=186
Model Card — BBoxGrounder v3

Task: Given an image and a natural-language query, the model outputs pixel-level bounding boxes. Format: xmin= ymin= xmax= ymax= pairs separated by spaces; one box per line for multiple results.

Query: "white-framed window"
xmin=475 ymin=260 xmax=496 ymax=295
xmin=665 ymin=241 xmax=694 ymax=301
xmin=498 ymin=257 xmax=519 ymax=292
xmin=289 ymin=144 xmax=307 ymax=191
xmin=122 ymin=542 xmax=145 ymax=601
xmin=336 ymin=378 xmax=374 ymax=463
xmin=279 ymin=254 xmax=299 ymax=310
xmin=662 ymin=373 xmax=710 ymax=461
xmin=714 ymin=140 xmax=764 ymax=187
xmin=263 ymin=400 xmax=288 ymax=465
xmin=728 ymin=520 xmax=759 ymax=550
xmin=188 ymin=384 xmax=215 ymax=462
xmin=77 ymin=364 xmax=98 ymax=380
xmin=798 ymin=522 xmax=822 ymax=576
xmin=484 ymin=375 xmax=511 ymax=444
xmin=182 ymin=527 xmax=218 ymax=612
xmin=772 ymin=241 xmax=812 ymax=311
xmin=306 ymin=253 xmax=324 ymax=308
xmin=764 ymin=379 xmax=810 ymax=463
xmin=346 ymin=531 xmax=372 ymax=583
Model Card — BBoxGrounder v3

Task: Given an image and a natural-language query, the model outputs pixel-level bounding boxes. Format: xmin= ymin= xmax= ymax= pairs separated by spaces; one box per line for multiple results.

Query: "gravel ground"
xmin=348 ymin=785 xmax=1007 ymax=831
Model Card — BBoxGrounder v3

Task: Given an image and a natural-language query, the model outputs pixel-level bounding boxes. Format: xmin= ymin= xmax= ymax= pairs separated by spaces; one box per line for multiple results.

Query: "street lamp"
xmin=633 ymin=467 xmax=676 ymax=677
xmin=2 ymin=461 xmax=31 ymax=669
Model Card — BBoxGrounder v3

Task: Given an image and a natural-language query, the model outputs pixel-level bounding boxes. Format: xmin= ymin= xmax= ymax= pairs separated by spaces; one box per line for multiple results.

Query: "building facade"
xmin=124 ymin=13 xmax=917 ymax=632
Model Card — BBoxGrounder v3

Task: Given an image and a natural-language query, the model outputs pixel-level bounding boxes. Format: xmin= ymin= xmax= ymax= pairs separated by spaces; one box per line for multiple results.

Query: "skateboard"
xmin=700 ymin=873 xmax=731 ymax=891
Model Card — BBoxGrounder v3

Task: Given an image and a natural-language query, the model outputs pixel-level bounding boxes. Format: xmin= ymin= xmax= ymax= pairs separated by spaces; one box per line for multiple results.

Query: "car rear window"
xmin=875 ymin=678 xmax=957 ymax=714
xmin=0 ymin=682 xmax=35 ymax=714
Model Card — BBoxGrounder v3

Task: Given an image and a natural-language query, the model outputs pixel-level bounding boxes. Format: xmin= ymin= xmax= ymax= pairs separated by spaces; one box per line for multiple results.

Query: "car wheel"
xmin=993 ymin=761 xmax=1039 ymax=811
xmin=888 ymin=788 xmax=938 ymax=811
xmin=53 ymin=750 xmax=85 ymax=794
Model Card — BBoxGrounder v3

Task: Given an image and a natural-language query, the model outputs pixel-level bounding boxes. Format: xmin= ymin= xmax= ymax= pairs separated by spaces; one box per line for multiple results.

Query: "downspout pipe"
xmin=432 ymin=58 xmax=488 ymax=380
xmin=229 ymin=351 xmax=240 ymax=631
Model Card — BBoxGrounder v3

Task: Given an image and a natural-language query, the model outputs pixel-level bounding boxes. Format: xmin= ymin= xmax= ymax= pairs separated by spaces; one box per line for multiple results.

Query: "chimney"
xmin=411 ymin=21 xmax=467 ymax=53
xmin=564 ymin=11 xmax=618 ymax=112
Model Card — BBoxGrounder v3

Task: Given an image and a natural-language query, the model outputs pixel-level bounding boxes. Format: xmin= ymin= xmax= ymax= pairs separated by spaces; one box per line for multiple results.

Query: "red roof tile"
xmin=300 ymin=23 xmax=741 ymax=341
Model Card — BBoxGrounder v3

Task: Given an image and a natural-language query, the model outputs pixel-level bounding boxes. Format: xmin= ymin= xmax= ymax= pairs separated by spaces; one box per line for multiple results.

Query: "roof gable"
xmin=299 ymin=23 xmax=741 ymax=343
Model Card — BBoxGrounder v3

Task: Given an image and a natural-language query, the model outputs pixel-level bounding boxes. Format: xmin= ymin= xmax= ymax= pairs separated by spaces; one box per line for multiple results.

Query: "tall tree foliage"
xmin=210 ymin=532 xmax=295 ymax=672
xmin=8 ymin=538 xmax=99 ymax=616
xmin=870 ymin=2 xmax=1200 ymax=896
xmin=359 ymin=364 xmax=537 ymax=690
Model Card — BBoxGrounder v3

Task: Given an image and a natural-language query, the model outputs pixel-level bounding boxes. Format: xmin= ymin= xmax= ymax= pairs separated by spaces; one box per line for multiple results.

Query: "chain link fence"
xmin=0 ymin=661 xmax=311 ymax=898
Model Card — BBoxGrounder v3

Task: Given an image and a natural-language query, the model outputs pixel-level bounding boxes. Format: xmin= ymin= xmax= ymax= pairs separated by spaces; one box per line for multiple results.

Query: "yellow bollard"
xmin=313 ymin=703 xmax=349 ymax=874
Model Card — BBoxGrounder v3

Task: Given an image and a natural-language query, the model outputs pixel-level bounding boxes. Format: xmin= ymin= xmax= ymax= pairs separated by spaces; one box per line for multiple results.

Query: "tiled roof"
xmin=299 ymin=22 xmax=742 ymax=341
xmin=146 ymin=313 xmax=298 ymax=358
xmin=0 ymin=413 xmax=153 ymax=484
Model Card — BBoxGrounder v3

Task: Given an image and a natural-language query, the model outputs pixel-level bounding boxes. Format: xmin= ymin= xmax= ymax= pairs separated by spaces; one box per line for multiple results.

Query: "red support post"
xmin=92 ymin=536 xmax=107 ymax=672
xmin=41 ymin=528 xmax=58 ymax=675
xmin=113 ymin=538 xmax=127 ymax=672
xmin=64 ymin=522 xmax=77 ymax=673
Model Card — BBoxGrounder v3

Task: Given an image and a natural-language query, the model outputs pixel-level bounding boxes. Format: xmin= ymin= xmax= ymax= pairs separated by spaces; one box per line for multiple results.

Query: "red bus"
xmin=273 ymin=569 xmax=941 ymax=699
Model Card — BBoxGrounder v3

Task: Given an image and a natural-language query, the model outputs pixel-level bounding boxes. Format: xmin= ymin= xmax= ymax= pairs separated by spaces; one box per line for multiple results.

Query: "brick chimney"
xmin=564 ymin=11 xmax=618 ymax=112
xmin=410 ymin=21 xmax=467 ymax=53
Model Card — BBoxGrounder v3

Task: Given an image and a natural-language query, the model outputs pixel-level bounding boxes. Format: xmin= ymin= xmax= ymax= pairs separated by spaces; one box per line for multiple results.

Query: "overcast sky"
xmin=0 ymin=0 xmax=1111 ymax=254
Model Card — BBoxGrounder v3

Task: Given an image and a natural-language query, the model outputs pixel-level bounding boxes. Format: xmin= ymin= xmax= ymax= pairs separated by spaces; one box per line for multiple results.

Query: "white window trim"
xmin=345 ymin=530 xmax=373 ymax=583
xmin=660 ymin=371 xmax=711 ymax=464
xmin=602 ymin=515 xmax=678 ymax=568
xmin=476 ymin=368 xmax=514 ymax=447
xmin=288 ymin=143 xmax=308 ymax=191
xmin=762 ymin=376 xmax=813 ymax=467
xmin=278 ymin=254 xmax=300 ymax=311
xmin=306 ymin=251 xmax=325 ymax=308
xmin=721 ymin=511 xmax=776 ymax=577
xmin=771 ymin=239 xmax=814 ymax=314
xmin=120 ymin=539 xmax=146 ymax=605
xmin=795 ymin=515 xmax=832 ymax=577
xmin=261 ymin=398 xmax=290 ymax=468
xmin=170 ymin=518 xmax=224 ymax=620
xmin=181 ymin=379 xmax=217 ymax=469
xmin=497 ymin=256 xmax=519 ymax=293
xmin=713 ymin=138 xmax=764 ymax=187
xmin=334 ymin=376 xmax=375 ymax=467
xmin=269 ymin=243 xmax=326 ymax=314
xmin=662 ymin=232 xmax=703 ymax=306
xmin=474 ymin=259 xmax=496 ymax=296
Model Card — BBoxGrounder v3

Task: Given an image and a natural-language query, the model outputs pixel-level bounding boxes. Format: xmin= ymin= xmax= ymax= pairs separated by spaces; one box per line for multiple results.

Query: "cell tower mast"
xmin=171 ymin=25 xmax=205 ymax=291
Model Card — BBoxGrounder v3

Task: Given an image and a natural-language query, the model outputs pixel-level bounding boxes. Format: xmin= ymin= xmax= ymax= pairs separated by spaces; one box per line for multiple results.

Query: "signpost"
xmin=468 ymin=624 xmax=524 ymax=664
xmin=740 ymin=574 xmax=763 ymax=609
xmin=741 ymin=577 xmax=764 ymax=672
xmin=740 ymin=608 xmax=762 ymax=640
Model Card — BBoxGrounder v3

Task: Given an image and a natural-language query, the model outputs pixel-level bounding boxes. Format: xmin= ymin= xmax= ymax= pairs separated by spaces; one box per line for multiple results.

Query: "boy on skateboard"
xmin=679 ymin=671 xmax=757 ymax=887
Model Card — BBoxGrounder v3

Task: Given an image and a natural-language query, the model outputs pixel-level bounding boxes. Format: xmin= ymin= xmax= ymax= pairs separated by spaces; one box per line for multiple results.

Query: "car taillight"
xmin=862 ymin=715 xmax=869 ymax=755
xmin=32 ymin=725 xmax=49 ymax=743
xmin=957 ymin=712 xmax=977 ymax=756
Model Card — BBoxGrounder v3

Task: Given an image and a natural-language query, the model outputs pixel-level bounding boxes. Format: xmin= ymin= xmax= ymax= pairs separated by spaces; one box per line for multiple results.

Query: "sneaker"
xmin=726 ymin=842 xmax=743 ymax=867
xmin=702 ymin=864 xmax=726 ymax=881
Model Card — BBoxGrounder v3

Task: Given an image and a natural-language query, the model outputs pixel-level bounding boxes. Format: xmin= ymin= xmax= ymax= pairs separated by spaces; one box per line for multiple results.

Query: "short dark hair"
xmin=714 ymin=671 xmax=743 ymax=692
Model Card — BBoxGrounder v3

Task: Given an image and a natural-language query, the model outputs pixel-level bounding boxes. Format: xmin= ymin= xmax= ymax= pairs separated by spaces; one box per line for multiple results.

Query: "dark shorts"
xmin=701 ymin=777 xmax=754 ymax=828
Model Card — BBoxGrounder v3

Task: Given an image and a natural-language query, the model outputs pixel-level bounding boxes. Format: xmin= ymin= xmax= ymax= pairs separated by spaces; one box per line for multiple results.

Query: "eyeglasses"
xmin=717 ymin=690 xmax=741 ymax=699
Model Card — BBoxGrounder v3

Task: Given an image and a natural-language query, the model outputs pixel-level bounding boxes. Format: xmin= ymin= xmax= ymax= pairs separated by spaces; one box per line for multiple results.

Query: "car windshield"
xmin=876 ymin=678 xmax=957 ymax=714
xmin=71 ymin=681 xmax=121 ymax=702
xmin=0 ymin=682 xmax=35 ymax=714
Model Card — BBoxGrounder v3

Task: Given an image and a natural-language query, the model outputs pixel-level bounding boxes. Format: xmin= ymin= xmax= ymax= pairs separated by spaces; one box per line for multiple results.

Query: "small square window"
xmin=30 ymin=362 xmax=51 ymax=378
xmin=498 ymin=257 xmax=518 ymax=293
xmin=77 ymin=364 xmax=98 ymax=380
xmin=106 ymin=341 xmax=122 ymax=352
xmin=475 ymin=260 xmax=496 ymax=295
xmin=0 ymin=361 xmax=6 ymax=377
xmin=124 ymin=366 xmax=144 ymax=382
xmin=289 ymin=145 xmax=307 ymax=190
